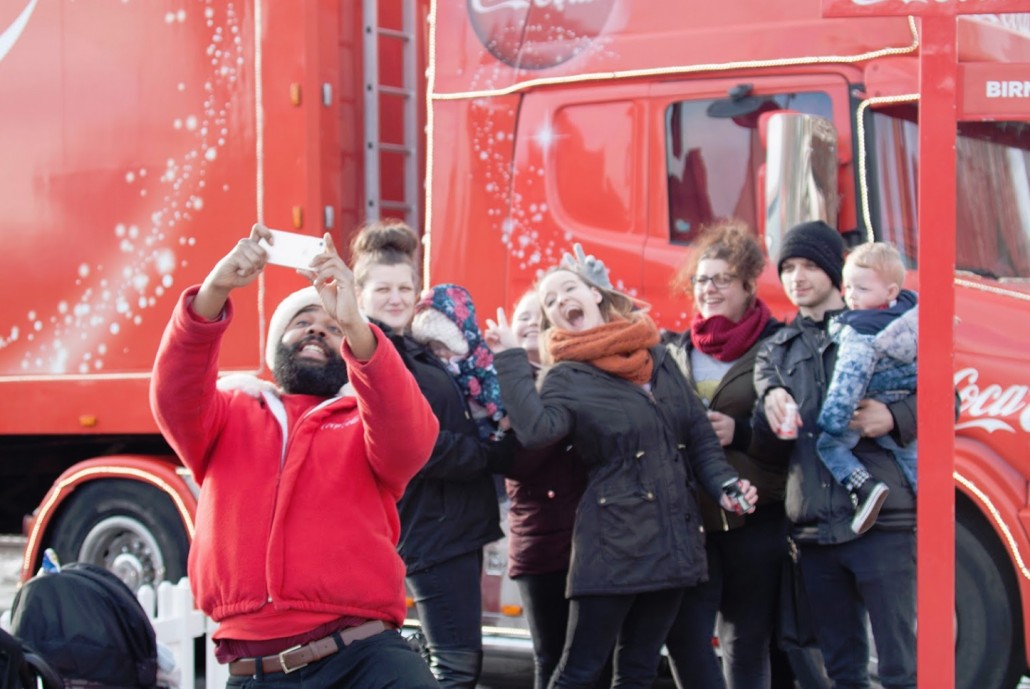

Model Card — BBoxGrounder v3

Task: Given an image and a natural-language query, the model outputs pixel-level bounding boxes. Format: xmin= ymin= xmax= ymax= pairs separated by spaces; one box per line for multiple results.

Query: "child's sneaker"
xmin=850 ymin=480 xmax=889 ymax=534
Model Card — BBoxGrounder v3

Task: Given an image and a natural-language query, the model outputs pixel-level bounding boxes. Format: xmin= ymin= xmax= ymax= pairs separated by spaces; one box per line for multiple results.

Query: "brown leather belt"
xmin=228 ymin=620 xmax=395 ymax=676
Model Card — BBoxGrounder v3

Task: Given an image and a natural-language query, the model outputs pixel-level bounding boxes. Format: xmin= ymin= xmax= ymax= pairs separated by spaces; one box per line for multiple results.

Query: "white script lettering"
xmin=955 ymin=367 xmax=1030 ymax=433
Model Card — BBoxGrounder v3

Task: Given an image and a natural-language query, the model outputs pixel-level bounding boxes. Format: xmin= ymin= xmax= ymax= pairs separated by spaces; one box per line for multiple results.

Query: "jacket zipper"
xmin=259 ymin=392 xmax=341 ymax=604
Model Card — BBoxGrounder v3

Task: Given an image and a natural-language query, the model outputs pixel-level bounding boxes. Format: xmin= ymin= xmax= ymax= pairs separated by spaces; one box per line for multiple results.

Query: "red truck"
xmin=1 ymin=0 xmax=428 ymax=588
xmin=4 ymin=2 xmax=1030 ymax=688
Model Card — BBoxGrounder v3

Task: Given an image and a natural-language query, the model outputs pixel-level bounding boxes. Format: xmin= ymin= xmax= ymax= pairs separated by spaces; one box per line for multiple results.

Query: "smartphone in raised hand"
xmin=259 ymin=229 xmax=326 ymax=270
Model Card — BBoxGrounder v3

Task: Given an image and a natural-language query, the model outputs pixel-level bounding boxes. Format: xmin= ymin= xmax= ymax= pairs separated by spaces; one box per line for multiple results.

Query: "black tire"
xmin=955 ymin=514 xmax=1025 ymax=689
xmin=47 ymin=480 xmax=189 ymax=593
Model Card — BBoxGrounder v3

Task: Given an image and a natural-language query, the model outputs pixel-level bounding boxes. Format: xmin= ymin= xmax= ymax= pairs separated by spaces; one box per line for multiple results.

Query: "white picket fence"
xmin=136 ymin=578 xmax=229 ymax=689
xmin=1 ymin=577 xmax=229 ymax=689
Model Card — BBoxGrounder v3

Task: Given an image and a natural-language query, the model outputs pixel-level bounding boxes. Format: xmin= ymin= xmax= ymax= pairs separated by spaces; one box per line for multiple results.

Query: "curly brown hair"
xmin=670 ymin=219 xmax=765 ymax=297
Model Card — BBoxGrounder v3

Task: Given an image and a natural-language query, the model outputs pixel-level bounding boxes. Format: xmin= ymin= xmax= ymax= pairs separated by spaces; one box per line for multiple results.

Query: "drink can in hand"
xmin=777 ymin=401 xmax=799 ymax=439
xmin=721 ymin=478 xmax=753 ymax=514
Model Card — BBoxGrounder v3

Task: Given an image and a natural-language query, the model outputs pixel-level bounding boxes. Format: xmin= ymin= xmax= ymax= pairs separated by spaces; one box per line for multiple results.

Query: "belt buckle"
xmin=278 ymin=645 xmax=309 ymax=674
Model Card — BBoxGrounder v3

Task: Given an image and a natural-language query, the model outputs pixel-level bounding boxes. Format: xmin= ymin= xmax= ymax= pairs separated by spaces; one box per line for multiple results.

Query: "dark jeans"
xmin=516 ymin=571 xmax=570 ymax=689
xmin=665 ymin=572 xmax=723 ymax=689
xmin=407 ymin=550 xmax=484 ymax=689
xmin=666 ymin=514 xmax=789 ymax=689
xmin=551 ymin=588 xmax=684 ymax=689
xmin=224 ymin=629 xmax=438 ymax=689
xmin=799 ymin=529 xmax=916 ymax=689
xmin=817 ymin=431 xmax=918 ymax=492
xmin=516 ymin=571 xmax=612 ymax=689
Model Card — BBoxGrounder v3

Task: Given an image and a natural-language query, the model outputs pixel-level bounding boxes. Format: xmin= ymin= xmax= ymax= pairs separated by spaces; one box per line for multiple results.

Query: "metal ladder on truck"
xmin=362 ymin=0 xmax=420 ymax=229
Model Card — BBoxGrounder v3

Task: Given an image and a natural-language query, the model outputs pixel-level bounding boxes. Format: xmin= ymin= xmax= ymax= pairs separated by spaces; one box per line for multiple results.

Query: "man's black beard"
xmin=273 ymin=339 xmax=349 ymax=397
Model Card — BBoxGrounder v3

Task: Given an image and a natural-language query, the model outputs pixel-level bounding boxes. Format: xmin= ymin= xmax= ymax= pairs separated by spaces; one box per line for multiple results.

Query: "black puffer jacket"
xmin=751 ymin=312 xmax=917 ymax=545
xmin=388 ymin=330 xmax=514 ymax=572
xmin=666 ymin=319 xmax=786 ymax=532
xmin=495 ymin=345 xmax=737 ymax=597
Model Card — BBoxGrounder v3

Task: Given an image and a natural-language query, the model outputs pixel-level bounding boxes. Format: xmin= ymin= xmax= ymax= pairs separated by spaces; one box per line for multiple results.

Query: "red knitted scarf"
xmin=690 ymin=299 xmax=771 ymax=362
xmin=547 ymin=315 xmax=660 ymax=385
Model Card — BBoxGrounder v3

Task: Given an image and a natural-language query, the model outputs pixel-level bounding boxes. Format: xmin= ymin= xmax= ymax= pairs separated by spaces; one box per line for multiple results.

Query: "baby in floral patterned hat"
xmin=411 ymin=283 xmax=508 ymax=440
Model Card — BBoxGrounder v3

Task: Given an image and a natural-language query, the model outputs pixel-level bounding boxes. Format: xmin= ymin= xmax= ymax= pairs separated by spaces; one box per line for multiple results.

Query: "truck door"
xmin=509 ymin=83 xmax=650 ymax=297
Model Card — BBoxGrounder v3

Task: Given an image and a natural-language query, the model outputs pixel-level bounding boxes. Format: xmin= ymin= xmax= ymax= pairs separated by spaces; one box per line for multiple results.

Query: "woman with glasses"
xmin=662 ymin=220 xmax=795 ymax=689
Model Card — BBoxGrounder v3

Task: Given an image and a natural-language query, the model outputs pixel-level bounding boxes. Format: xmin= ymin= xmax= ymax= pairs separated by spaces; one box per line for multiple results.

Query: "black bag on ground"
xmin=0 ymin=627 xmax=63 ymax=689
xmin=9 ymin=562 xmax=157 ymax=689
xmin=778 ymin=537 xmax=819 ymax=650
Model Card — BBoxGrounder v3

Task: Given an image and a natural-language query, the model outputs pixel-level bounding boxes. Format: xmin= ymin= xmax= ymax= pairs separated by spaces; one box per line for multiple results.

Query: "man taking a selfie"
xmin=150 ymin=223 xmax=440 ymax=689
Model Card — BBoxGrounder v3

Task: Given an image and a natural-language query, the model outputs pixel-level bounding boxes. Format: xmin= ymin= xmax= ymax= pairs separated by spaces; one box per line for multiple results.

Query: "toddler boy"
xmin=817 ymin=242 xmax=918 ymax=534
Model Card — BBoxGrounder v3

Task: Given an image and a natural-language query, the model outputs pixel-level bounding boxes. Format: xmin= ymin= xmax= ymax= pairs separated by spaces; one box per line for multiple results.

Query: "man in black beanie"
xmin=750 ymin=221 xmax=917 ymax=689
xmin=775 ymin=220 xmax=845 ymax=291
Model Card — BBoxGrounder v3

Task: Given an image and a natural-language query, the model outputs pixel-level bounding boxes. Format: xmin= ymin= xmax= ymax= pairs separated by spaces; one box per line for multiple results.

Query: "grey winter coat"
xmin=494 ymin=344 xmax=737 ymax=597
xmin=819 ymin=300 xmax=918 ymax=436
xmin=751 ymin=313 xmax=917 ymax=544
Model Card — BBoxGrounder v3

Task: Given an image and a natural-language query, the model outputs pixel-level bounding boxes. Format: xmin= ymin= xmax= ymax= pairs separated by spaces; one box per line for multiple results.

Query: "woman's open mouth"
xmin=562 ymin=305 xmax=585 ymax=329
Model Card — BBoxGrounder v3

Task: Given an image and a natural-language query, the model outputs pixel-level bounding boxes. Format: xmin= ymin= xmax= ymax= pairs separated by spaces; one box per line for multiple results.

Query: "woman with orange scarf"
xmin=486 ymin=258 xmax=757 ymax=689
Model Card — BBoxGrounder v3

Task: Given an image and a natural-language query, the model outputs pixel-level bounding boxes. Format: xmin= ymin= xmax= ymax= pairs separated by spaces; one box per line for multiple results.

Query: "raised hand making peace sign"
xmin=484 ymin=307 xmax=519 ymax=353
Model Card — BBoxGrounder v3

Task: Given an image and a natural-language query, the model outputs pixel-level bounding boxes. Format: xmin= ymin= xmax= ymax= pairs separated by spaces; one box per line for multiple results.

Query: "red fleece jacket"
xmin=149 ymin=287 xmax=438 ymax=631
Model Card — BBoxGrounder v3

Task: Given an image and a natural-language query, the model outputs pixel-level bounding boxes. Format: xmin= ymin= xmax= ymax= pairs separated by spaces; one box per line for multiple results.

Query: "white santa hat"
xmin=411 ymin=308 xmax=469 ymax=358
xmin=264 ymin=286 xmax=322 ymax=370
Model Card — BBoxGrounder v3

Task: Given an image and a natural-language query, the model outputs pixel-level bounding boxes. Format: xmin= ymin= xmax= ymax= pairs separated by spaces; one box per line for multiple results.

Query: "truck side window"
xmin=869 ymin=113 xmax=1030 ymax=279
xmin=867 ymin=110 xmax=918 ymax=268
xmin=553 ymin=101 xmax=638 ymax=234
xmin=664 ymin=92 xmax=832 ymax=245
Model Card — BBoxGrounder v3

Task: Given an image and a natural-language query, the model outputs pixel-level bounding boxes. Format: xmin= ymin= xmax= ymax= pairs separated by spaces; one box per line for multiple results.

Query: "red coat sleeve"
xmin=343 ymin=324 xmax=439 ymax=498
xmin=149 ymin=286 xmax=233 ymax=484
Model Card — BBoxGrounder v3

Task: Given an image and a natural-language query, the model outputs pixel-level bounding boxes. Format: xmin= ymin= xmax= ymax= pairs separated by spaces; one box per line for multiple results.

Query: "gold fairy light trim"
xmin=954 ymin=470 xmax=1030 ymax=580
xmin=424 ymin=0 xmax=440 ymax=284
xmin=430 ymin=18 xmax=919 ymax=102
xmin=955 ymin=277 xmax=1030 ymax=300
xmin=855 ymin=93 xmax=919 ymax=242
xmin=24 ymin=466 xmax=195 ymax=581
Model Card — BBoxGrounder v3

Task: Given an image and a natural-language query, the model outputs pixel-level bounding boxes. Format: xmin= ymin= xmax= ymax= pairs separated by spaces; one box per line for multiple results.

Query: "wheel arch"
xmin=954 ymin=437 xmax=1030 ymax=676
xmin=23 ymin=455 xmax=197 ymax=583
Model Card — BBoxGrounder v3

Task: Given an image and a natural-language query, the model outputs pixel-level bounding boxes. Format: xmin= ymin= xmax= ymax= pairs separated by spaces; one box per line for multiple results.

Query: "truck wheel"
xmin=47 ymin=480 xmax=188 ymax=593
xmin=955 ymin=515 xmax=1025 ymax=689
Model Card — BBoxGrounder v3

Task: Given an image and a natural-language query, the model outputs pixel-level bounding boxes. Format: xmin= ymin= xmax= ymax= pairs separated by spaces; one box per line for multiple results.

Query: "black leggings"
xmin=551 ymin=588 xmax=684 ymax=689
xmin=516 ymin=571 xmax=612 ymax=689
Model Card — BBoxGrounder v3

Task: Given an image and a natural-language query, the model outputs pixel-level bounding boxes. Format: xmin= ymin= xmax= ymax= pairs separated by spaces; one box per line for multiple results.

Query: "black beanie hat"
xmin=777 ymin=220 xmax=845 ymax=289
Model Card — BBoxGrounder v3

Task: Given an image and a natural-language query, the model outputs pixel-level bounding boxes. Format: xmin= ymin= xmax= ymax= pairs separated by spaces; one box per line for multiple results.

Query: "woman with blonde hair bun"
xmin=350 ymin=219 xmax=514 ymax=689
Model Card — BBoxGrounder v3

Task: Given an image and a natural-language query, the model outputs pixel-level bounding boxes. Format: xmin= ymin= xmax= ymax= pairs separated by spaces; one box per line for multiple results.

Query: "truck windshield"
xmin=665 ymin=92 xmax=832 ymax=244
xmin=869 ymin=110 xmax=1030 ymax=280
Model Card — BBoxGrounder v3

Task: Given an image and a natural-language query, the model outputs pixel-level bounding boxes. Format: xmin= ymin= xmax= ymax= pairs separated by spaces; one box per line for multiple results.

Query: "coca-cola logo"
xmin=956 ymin=367 xmax=1030 ymax=433
xmin=467 ymin=0 xmax=616 ymax=70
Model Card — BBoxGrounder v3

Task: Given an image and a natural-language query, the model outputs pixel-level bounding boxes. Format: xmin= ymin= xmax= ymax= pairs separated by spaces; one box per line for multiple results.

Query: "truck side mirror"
xmin=762 ymin=112 xmax=840 ymax=260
